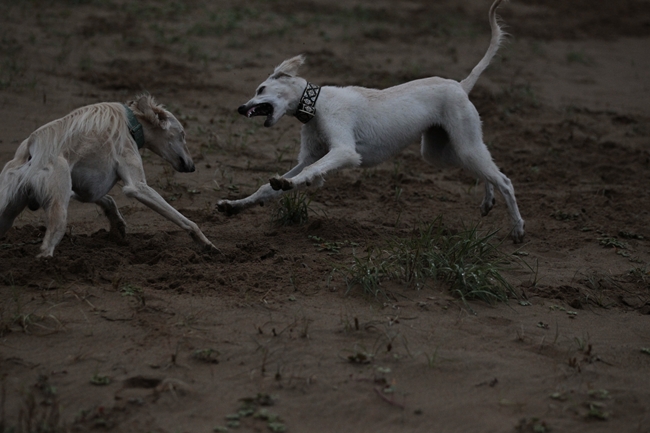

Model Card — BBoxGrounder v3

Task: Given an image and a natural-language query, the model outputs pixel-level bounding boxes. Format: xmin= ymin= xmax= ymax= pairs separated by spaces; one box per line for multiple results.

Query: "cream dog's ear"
xmin=135 ymin=94 xmax=170 ymax=130
xmin=270 ymin=55 xmax=305 ymax=79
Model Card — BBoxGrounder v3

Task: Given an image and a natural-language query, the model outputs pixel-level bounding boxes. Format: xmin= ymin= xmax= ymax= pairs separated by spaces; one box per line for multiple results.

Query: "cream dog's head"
xmin=129 ymin=95 xmax=195 ymax=173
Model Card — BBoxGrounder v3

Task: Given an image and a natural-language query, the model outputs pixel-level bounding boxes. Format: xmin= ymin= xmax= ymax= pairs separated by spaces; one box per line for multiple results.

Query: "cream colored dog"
xmin=218 ymin=0 xmax=525 ymax=242
xmin=0 ymin=95 xmax=216 ymax=257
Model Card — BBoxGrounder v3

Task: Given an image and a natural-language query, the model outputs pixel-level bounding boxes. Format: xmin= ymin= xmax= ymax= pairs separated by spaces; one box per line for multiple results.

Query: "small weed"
xmin=347 ymin=351 xmax=374 ymax=364
xmin=599 ymin=237 xmax=628 ymax=249
xmin=268 ymin=422 xmax=287 ymax=433
xmin=271 ymin=192 xmax=311 ymax=226
xmin=13 ymin=375 xmax=65 ymax=433
xmin=225 ymin=393 xmax=283 ymax=431
xmin=340 ymin=248 xmax=387 ymax=298
xmin=551 ymin=210 xmax=579 ymax=221
xmin=90 ymin=373 xmax=111 ymax=386
xmin=308 ymin=235 xmax=359 ymax=254
xmin=573 ymin=334 xmax=591 ymax=353
xmin=520 ymin=256 xmax=542 ymax=288
xmin=588 ymin=389 xmax=610 ymax=400
xmin=422 ymin=347 xmax=440 ymax=369
xmin=120 ymin=284 xmax=145 ymax=306
xmin=585 ymin=402 xmax=610 ymax=420
xmin=579 ymin=271 xmax=619 ymax=307
xmin=191 ymin=348 xmax=220 ymax=364
xmin=627 ymin=266 xmax=649 ymax=284
xmin=549 ymin=391 xmax=568 ymax=401
xmin=515 ymin=417 xmax=549 ymax=433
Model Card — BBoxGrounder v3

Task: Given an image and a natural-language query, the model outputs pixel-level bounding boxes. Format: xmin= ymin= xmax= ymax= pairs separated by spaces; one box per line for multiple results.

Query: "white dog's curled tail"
xmin=460 ymin=0 xmax=506 ymax=94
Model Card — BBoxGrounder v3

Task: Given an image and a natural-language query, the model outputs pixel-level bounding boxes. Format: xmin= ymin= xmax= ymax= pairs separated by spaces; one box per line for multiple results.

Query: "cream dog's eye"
xmin=257 ymin=86 xmax=265 ymax=95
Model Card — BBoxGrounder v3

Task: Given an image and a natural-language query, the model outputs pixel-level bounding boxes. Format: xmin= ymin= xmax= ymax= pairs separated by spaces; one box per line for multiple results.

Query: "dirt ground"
xmin=1 ymin=0 xmax=649 ymax=432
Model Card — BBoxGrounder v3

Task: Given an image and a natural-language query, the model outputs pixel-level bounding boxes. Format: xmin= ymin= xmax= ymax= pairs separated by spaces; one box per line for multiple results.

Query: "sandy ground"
xmin=1 ymin=0 xmax=649 ymax=432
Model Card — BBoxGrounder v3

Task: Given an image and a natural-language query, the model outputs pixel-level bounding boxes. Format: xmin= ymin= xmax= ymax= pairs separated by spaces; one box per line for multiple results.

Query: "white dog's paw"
xmin=511 ymin=220 xmax=525 ymax=244
xmin=269 ymin=176 xmax=294 ymax=191
xmin=480 ymin=197 xmax=496 ymax=217
xmin=216 ymin=200 xmax=240 ymax=216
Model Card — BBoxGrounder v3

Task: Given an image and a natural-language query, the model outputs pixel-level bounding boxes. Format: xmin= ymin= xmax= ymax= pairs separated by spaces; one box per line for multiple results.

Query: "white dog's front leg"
xmin=270 ymin=148 xmax=361 ymax=191
xmin=217 ymin=161 xmax=308 ymax=215
xmin=123 ymin=182 xmax=218 ymax=251
xmin=217 ymin=183 xmax=282 ymax=215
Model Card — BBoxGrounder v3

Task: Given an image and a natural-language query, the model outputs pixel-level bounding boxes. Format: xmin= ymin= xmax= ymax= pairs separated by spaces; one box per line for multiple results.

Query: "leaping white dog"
xmin=0 ymin=95 xmax=217 ymax=257
xmin=218 ymin=0 xmax=525 ymax=242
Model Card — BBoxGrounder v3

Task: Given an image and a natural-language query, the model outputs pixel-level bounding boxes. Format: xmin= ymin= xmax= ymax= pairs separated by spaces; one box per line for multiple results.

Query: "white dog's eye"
xmin=257 ymin=86 xmax=265 ymax=95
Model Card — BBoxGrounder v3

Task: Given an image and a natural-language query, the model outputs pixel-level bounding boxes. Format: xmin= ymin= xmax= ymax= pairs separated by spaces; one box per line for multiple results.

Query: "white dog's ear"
xmin=135 ymin=95 xmax=170 ymax=130
xmin=270 ymin=55 xmax=305 ymax=79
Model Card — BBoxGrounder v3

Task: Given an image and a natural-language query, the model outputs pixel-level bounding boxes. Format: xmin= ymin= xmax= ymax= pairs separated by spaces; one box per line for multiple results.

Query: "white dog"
xmin=218 ymin=0 xmax=525 ymax=243
xmin=0 ymin=95 xmax=217 ymax=257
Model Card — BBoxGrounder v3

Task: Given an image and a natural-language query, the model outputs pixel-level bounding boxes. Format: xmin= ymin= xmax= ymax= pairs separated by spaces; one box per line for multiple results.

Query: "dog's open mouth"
xmin=246 ymin=103 xmax=273 ymax=118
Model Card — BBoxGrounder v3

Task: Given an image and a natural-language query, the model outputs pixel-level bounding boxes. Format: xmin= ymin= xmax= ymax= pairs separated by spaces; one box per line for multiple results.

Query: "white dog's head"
xmin=130 ymin=95 xmax=195 ymax=173
xmin=238 ymin=55 xmax=307 ymax=127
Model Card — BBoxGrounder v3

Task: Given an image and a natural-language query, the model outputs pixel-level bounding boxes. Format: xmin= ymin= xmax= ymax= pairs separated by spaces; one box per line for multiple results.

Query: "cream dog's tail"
xmin=460 ymin=0 xmax=505 ymax=94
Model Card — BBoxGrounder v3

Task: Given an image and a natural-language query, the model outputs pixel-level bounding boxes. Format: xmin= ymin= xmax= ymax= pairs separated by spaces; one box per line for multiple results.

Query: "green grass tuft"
xmin=271 ymin=192 xmax=311 ymax=226
xmin=339 ymin=218 xmax=516 ymax=302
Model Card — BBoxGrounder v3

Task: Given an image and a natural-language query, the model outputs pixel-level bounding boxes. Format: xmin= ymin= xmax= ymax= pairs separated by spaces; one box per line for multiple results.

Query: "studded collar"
xmin=294 ymin=82 xmax=321 ymax=124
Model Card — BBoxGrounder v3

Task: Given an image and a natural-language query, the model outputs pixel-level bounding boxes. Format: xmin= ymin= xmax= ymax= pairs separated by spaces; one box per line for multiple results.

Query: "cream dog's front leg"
xmin=117 ymin=158 xmax=218 ymax=251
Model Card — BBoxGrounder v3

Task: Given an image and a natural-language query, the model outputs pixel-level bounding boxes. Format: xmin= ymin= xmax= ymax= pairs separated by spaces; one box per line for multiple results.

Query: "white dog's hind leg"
xmin=480 ymin=182 xmax=496 ymax=216
xmin=461 ymin=152 xmax=525 ymax=243
xmin=425 ymin=112 xmax=524 ymax=242
xmin=487 ymin=172 xmax=525 ymax=242
xmin=95 ymin=195 xmax=127 ymax=239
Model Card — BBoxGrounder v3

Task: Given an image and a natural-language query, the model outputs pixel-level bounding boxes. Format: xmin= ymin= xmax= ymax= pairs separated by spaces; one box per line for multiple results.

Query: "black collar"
xmin=294 ymin=82 xmax=320 ymax=124
xmin=123 ymin=104 xmax=145 ymax=149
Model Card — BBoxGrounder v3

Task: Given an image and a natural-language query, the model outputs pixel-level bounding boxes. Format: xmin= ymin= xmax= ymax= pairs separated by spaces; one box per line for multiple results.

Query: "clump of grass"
xmin=339 ymin=218 xmax=516 ymax=302
xmin=90 ymin=374 xmax=111 ymax=386
xmin=270 ymin=192 xmax=310 ymax=226
xmin=12 ymin=375 xmax=66 ymax=433
xmin=120 ymin=283 xmax=145 ymax=307
xmin=192 ymin=348 xmax=220 ymax=364
xmin=343 ymin=247 xmax=387 ymax=298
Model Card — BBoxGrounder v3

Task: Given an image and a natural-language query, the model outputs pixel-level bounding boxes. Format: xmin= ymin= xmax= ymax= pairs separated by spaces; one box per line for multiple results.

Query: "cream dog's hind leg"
xmin=35 ymin=156 xmax=73 ymax=258
xmin=94 ymin=195 xmax=127 ymax=239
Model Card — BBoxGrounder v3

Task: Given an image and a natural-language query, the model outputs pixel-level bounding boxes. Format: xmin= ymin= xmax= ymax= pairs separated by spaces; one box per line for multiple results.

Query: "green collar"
xmin=123 ymin=104 xmax=145 ymax=149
